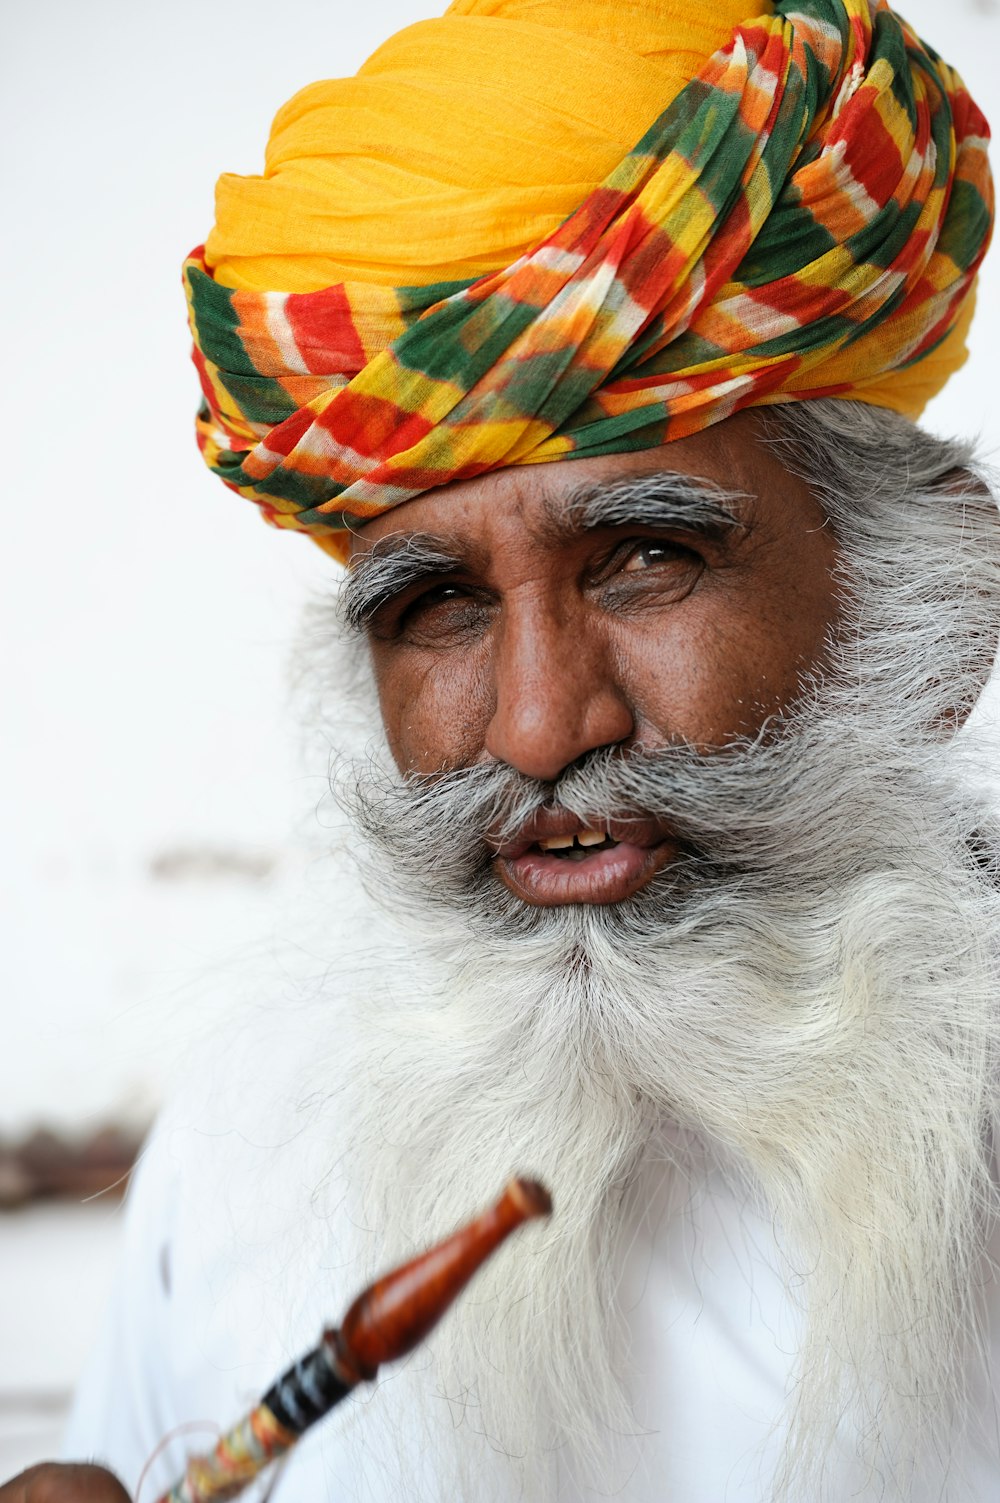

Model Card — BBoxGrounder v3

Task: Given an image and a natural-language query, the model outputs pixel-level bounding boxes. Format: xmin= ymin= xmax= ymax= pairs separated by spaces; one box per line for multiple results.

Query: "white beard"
xmin=279 ymin=405 xmax=1000 ymax=1501
xmin=276 ymin=684 xmax=995 ymax=1501
xmin=327 ymin=778 xmax=994 ymax=1500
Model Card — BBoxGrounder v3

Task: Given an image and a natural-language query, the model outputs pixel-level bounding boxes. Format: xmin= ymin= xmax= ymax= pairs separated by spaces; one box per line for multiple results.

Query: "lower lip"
xmin=495 ymin=841 xmax=674 ymax=907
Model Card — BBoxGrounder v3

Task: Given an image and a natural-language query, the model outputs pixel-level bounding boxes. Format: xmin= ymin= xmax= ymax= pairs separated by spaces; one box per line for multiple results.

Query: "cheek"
xmin=370 ymin=643 xmax=490 ymax=773
xmin=621 ymin=573 xmax=836 ymax=745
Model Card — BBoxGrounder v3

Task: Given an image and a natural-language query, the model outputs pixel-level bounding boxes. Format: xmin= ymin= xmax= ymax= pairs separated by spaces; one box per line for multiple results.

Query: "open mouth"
xmin=490 ymin=816 xmax=678 ymax=907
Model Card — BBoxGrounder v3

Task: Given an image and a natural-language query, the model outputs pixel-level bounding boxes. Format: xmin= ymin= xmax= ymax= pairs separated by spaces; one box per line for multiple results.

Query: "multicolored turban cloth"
xmin=184 ymin=0 xmax=994 ymax=563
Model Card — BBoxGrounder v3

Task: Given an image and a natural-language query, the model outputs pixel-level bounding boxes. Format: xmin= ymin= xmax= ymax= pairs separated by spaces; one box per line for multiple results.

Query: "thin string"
xmin=136 ymin=1422 xmax=221 ymax=1503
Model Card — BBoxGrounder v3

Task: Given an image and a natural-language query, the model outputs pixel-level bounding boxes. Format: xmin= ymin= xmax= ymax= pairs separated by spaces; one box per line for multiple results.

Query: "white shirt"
xmin=64 ymin=1090 xmax=1000 ymax=1503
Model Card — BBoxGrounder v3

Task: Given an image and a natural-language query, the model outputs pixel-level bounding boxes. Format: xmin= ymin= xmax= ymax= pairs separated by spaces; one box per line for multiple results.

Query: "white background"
xmin=1 ymin=0 xmax=999 ymax=1476
xmin=2 ymin=0 xmax=447 ymax=1137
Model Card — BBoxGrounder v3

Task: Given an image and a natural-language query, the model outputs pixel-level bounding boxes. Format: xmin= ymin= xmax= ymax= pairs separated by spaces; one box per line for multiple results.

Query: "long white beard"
xmin=307 ymin=702 xmax=1000 ymax=1503
xmin=284 ymin=403 xmax=1000 ymax=1501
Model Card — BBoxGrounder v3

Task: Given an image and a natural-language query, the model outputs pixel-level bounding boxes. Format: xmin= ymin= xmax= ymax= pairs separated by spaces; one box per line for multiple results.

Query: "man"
xmin=7 ymin=0 xmax=1000 ymax=1498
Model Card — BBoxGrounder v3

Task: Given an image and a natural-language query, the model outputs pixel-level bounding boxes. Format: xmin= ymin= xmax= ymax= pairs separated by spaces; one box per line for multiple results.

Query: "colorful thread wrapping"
xmin=184 ymin=0 xmax=993 ymax=563
xmin=158 ymin=1405 xmax=298 ymax=1503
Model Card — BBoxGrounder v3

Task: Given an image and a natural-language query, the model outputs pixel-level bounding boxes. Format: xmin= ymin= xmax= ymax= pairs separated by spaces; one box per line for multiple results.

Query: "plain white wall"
xmin=2 ymin=0 xmax=999 ymax=1134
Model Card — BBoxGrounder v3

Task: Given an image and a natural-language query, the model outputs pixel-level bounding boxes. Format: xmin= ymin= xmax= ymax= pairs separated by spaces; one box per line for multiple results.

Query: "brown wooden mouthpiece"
xmin=326 ymin=1177 xmax=552 ymax=1385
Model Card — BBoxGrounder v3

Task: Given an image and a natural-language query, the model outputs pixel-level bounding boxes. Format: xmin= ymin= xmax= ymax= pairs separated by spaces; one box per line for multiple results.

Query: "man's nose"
xmin=483 ymin=604 xmax=635 ymax=782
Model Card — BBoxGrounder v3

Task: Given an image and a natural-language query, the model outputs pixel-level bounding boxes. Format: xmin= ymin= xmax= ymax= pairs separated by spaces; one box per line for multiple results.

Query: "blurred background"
xmin=2 ymin=0 xmax=999 ymax=1481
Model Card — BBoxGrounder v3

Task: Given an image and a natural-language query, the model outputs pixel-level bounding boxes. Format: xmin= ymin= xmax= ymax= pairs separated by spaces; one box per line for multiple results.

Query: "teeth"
xmin=538 ymin=828 xmax=607 ymax=852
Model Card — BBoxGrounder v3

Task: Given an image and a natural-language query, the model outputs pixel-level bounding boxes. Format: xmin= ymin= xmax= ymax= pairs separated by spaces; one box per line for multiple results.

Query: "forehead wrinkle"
xmin=350 ymin=528 xmax=468 ymax=573
xmin=358 ymin=525 xmax=502 ymax=586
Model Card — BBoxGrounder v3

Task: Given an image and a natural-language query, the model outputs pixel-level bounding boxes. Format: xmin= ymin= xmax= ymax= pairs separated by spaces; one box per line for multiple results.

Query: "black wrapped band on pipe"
xmin=261 ymin=1340 xmax=354 ymax=1435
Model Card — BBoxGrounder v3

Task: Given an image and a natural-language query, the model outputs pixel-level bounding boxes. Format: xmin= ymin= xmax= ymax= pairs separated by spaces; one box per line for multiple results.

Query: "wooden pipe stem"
xmin=327 ymin=1177 xmax=552 ymax=1384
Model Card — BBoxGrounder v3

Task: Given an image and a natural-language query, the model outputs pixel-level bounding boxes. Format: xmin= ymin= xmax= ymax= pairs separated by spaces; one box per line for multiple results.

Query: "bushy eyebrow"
xmin=554 ymin=472 xmax=748 ymax=540
xmin=340 ymin=473 xmax=749 ymax=634
xmin=340 ymin=534 xmax=464 ymax=635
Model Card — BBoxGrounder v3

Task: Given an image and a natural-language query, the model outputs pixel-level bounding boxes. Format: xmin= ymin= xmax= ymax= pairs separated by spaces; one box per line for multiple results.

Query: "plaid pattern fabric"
xmin=184 ymin=0 xmax=993 ymax=563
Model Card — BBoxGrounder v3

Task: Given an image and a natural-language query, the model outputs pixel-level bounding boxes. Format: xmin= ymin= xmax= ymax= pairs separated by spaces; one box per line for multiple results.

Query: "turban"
xmin=184 ymin=0 xmax=994 ymax=563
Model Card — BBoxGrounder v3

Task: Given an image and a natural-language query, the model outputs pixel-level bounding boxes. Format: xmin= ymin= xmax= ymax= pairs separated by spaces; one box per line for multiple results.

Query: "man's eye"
xmin=398 ymin=583 xmax=490 ymax=643
xmin=619 ymin=540 xmax=697 ymax=573
xmin=410 ymin=583 xmax=462 ymax=612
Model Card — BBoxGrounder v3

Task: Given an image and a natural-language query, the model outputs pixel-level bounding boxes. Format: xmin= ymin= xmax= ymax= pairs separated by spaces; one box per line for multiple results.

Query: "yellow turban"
xmin=185 ymin=0 xmax=993 ymax=559
xmin=208 ymin=0 xmax=775 ymax=292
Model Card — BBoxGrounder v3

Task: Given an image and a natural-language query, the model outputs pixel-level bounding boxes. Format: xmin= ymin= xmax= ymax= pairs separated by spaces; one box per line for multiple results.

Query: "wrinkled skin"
xmin=358 ymin=413 xmax=838 ymax=777
xmin=355 ymin=410 xmax=839 ymax=904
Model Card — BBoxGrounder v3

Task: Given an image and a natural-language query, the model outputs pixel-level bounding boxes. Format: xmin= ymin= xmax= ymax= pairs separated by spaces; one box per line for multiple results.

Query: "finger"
xmin=0 ymin=1463 xmax=131 ymax=1502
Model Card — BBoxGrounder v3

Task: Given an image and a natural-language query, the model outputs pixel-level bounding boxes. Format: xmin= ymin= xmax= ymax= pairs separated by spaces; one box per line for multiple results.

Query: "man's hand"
xmin=0 ymin=1465 xmax=130 ymax=1502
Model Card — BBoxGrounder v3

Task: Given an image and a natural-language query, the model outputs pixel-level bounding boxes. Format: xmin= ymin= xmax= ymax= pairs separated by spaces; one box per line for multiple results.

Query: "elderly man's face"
xmin=350 ymin=411 xmax=838 ymax=906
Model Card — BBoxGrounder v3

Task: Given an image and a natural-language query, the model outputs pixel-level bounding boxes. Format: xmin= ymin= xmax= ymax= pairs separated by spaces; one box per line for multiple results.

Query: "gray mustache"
xmin=334 ymin=711 xmax=989 ymax=950
xmin=339 ymin=712 xmax=974 ymax=889
xmin=342 ymin=732 xmax=862 ymax=884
